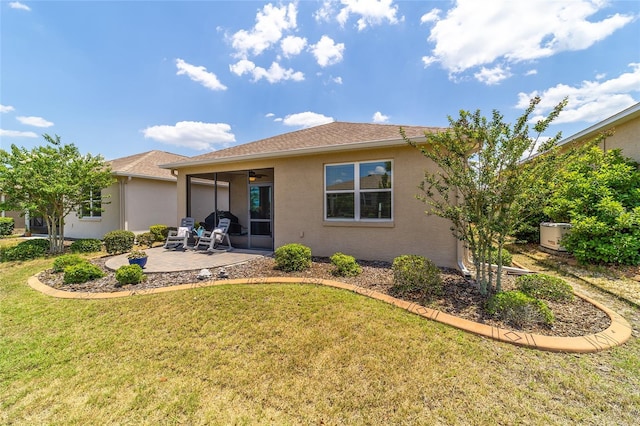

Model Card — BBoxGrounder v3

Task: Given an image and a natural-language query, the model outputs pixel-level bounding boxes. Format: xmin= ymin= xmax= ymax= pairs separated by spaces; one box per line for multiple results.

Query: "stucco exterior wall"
xmin=597 ymin=117 xmax=640 ymax=162
xmin=174 ymin=145 xmax=458 ymax=268
xmin=190 ymin=182 xmax=230 ymax=225
xmin=65 ymin=184 xmax=120 ymax=239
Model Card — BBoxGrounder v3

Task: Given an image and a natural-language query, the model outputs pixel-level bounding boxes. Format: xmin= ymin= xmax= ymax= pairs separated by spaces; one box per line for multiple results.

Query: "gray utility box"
xmin=539 ymin=222 xmax=572 ymax=251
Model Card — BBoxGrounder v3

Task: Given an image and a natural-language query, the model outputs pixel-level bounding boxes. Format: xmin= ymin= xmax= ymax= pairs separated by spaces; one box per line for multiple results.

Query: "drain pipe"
xmin=457 ymin=238 xmax=472 ymax=278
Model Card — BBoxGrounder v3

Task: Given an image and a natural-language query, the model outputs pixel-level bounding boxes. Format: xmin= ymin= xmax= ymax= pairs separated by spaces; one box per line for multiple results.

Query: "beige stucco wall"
xmin=190 ymin=181 xmax=230 ymax=225
xmin=65 ymin=184 xmax=120 ymax=239
xmin=175 ymin=145 xmax=458 ymax=268
xmin=597 ymin=117 xmax=640 ymax=162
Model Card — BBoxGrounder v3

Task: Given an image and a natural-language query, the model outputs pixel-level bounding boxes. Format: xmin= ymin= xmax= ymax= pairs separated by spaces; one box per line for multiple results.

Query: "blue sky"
xmin=1 ymin=0 xmax=639 ymax=160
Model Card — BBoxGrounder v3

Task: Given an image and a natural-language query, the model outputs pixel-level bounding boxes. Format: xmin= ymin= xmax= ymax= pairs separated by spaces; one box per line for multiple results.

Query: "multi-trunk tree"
xmin=0 ymin=134 xmax=114 ymax=254
xmin=402 ymin=97 xmax=567 ymax=295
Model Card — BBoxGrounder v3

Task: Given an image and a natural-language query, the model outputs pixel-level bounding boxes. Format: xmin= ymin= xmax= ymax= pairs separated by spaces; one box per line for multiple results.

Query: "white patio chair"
xmin=163 ymin=217 xmax=195 ymax=250
xmin=194 ymin=218 xmax=233 ymax=252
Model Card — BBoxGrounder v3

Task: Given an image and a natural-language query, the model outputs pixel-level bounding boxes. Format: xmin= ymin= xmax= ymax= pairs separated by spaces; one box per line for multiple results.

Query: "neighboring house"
xmin=161 ymin=122 xmax=464 ymax=270
xmin=64 ymin=150 xmax=229 ymax=240
xmin=0 ymin=194 xmax=26 ymax=229
xmin=556 ymin=102 xmax=640 ymax=162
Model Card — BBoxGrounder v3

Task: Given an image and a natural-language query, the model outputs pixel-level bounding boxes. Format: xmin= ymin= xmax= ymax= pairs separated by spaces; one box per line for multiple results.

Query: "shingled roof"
xmin=109 ymin=150 xmax=187 ymax=181
xmin=162 ymin=121 xmax=441 ymax=168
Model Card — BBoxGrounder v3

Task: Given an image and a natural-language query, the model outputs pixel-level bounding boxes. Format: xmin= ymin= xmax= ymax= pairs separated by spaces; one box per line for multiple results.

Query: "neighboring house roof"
xmin=109 ymin=150 xmax=188 ymax=181
xmin=556 ymin=102 xmax=640 ymax=148
xmin=161 ymin=121 xmax=442 ymax=169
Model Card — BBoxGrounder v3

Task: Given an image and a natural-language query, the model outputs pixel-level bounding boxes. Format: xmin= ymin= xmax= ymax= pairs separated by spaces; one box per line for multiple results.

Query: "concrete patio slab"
xmin=104 ymin=246 xmax=272 ymax=273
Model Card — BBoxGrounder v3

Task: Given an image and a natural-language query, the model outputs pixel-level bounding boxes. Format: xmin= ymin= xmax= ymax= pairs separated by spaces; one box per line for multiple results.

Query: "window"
xmin=325 ymin=160 xmax=392 ymax=221
xmin=80 ymin=189 xmax=102 ymax=218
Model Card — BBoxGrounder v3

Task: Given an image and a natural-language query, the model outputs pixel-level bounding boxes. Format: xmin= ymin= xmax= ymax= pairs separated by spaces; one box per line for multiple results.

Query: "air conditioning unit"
xmin=539 ymin=222 xmax=571 ymax=251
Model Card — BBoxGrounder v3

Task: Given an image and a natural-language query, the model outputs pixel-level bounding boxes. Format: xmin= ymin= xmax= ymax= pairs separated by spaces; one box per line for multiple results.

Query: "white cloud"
xmin=336 ymin=0 xmax=400 ymax=31
xmin=517 ymin=63 xmax=640 ymax=124
xmin=314 ymin=0 xmax=334 ymax=23
xmin=9 ymin=2 xmax=31 ymax=11
xmin=230 ymin=59 xmax=304 ymax=83
xmin=0 ymin=129 xmax=38 ymax=138
xmin=17 ymin=116 xmax=54 ymax=128
xmin=474 ymin=66 xmax=512 ymax=85
xmin=0 ymin=105 xmax=15 ymax=113
xmin=282 ymin=112 xmax=334 ymax=128
xmin=175 ymin=59 xmax=227 ymax=91
xmin=230 ymin=3 xmax=298 ymax=57
xmin=423 ymin=0 xmax=634 ymax=83
xmin=372 ymin=111 xmax=389 ymax=123
xmin=310 ymin=36 xmax=345 ymax=67
xmin=420 ymin=9 xmax=441 ymax=24
xmin=265 ymin=113 xmax=275 ymax=118
xmin=333 ymin=76 xmax=343 ymax=84
xmin=142 ymin=121 xmax=236 ymax=151
xmin=281 ymin=35 xmax=307 ymax=57
xmin=525 ymin=69 xmax=538 ymax=76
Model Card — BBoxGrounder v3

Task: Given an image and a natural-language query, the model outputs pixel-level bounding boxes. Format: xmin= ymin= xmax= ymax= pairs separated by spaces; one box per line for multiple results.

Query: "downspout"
xmin=455 ymin=187 xmax=472 ymax=277
xmin=119 ymin=177 xmax=128 ymax=230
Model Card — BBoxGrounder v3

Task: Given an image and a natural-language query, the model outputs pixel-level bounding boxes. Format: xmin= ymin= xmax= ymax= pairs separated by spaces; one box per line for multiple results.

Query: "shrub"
xmin=115 ymin=264 xmax=146 ymax=286
xmin=0 ymin=217 xmax=14 ymax=236
xmin=53 ymin=254 xmax=87 ymax=273
xmin=489 ymin=247 xmax=513 ymax=267
xmin=545 ymin=147 xmax=640 ymax=265
xmin=69 ymin=238 xmax=103 ymax=253
xmin=330 ymin=252 xmax=362 ymax=277
xmin=274 ymin=243 xmax=312 ymax=272
xmin=516 ymin=274 xmax=574 ymax=302
xmin=486 ymin=291 xmax=554 ymax=328
xmin=103 ymin=230 xmax=135 ymax=255
xmin=149 ymin=225 xmax=169 ymax=242
xmin=1 ymin=238 xmax=49 ymax=262
xmin=136 ymin=232 xmax=155 ymax=248
xmin=63 ymin=263 xmax=105 ymax=284
xmin=391 ymin=255 xmax=442 ymax=297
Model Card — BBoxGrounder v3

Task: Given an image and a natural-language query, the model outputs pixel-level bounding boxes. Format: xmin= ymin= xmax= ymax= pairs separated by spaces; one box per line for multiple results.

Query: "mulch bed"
xmin=37 ymin=255 xmax=611 ymax=338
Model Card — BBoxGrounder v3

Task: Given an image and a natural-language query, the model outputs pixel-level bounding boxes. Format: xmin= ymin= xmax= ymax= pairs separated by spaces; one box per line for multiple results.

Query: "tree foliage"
xmin=0 ymin=134 xmax=114 ymax=253
xmin=545 ymin=146 xmax=640 ymax=265
xmin=402 ymin=97 xmax=567 ymax=295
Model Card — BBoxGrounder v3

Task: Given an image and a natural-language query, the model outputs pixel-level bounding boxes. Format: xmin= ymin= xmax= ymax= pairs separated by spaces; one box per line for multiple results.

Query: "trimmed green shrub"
xmin=486 ymin=291 xmax=554 ymax=327
xmin=516 ymin=274 xmax=574 ymax=302
xmin=274 ymin=243 xmax=312 ymax=272
xmin=103 ymin=230 xmax=135 ymax=255
xmin=391 ymin=255 xmax=442 ymax=297
xmin=330 ymin=252 xmax=362 ymax=277
xmin=1 ymin=238 xmax=50 ymax=262
xmin=149 ymin=225 xmax=169 ymax=242
xmin=69 ymin=239 xmax=103 ymax=253
xmin=489 ymin=247 xmax=513 ymax=267
xmin=136 ymin=232 xmax=155 ymax=248
xmin=115 ymin=264 xmax=146 ymax=286
xmin=0 ymin=217 xmax=15 ymax=236
xmin=63 ymin=263 xmax=105 ymax=284
xmin=53 ymin=254 xmax=88 ymax=273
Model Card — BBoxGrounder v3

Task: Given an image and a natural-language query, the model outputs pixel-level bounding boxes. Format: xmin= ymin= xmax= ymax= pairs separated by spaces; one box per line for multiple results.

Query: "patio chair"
xmin=194 ymin=218 xmax=233 ymax=252
xmin=163 ymin=217 xmax=195 ymax=250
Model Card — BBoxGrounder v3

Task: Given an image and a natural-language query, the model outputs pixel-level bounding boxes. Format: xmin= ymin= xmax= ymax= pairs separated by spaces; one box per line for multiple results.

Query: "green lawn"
xmin=1 ymin=253 xmax=639 ymax=425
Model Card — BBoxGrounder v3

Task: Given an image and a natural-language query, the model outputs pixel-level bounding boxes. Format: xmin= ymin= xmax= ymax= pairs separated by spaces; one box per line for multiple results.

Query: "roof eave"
xmin=556 ymin=102 xmax=640 ymax=148
xmin=111 ymin=172 xmax=177 ymax=182
xmin=160 ymin=136 xmax=427 ymax=169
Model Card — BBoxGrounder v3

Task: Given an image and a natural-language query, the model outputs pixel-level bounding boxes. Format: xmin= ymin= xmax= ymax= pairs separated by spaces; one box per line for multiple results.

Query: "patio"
xmin=104 ymin=246 xmax=272 ymax=273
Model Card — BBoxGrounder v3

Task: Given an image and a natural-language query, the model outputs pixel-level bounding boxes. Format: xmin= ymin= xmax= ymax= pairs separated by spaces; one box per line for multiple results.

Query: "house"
xmin=556 ymin=102 xmax=640 ymax=162
xmin=161 ymin=122 xmax=464 ymax=270
xmin=64 ymin=150 xmax=229 ymax=239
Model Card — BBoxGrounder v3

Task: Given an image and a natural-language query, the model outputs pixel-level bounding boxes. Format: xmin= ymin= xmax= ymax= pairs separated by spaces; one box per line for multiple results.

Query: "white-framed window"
xmin=325 ymin=160 xmax=392 ymax=221
xmin=79 ymin=189 xmax=102 ymax=218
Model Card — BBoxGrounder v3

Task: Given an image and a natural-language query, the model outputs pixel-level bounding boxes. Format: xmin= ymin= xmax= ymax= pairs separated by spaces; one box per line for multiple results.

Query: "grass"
xmin=1 ymin=245 xmax=639 ymax=424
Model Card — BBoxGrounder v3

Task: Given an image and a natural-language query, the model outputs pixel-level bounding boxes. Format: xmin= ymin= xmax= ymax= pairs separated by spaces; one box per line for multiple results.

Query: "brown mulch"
xmin=37 ymin=256 xmax=611 ymax=338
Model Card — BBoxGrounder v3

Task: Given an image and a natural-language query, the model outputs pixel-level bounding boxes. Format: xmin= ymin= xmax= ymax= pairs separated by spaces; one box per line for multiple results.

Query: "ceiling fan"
xmin=248 ymin=170 xmax=268 ymax=181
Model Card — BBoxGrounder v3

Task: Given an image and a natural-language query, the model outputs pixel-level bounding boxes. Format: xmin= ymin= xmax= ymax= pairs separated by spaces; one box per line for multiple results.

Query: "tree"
xmin=545 ymin=146 xmax=640 ymax=265
xmin=401 ymin=97 xmax=567 ymax=295
xmin=0 ymin=134 xmax=114 ymax=254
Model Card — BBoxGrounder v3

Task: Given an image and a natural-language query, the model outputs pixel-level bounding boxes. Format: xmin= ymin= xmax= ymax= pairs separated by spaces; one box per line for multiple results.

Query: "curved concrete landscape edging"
xmin=27 ymin=275 xmax=632 ymax=353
